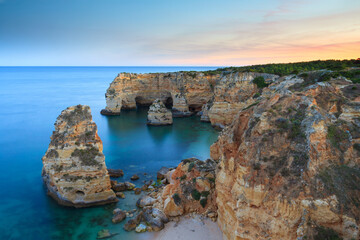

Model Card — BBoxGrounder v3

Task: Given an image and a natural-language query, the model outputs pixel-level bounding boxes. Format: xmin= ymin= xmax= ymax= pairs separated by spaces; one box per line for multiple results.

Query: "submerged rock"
xmin=130 ymin=174 xmax=139 ymax=180
xmin=115 ymin=192 xmax=125 ymax=198
xmin=112 ymin=208 xmax=126 ymax=223
xmin=107 ymin=169 xmax=124 ymax=178
xmin=41 ymin=105 xmax=117 ymax=207
xmin=96 ymin=229 xmax=118 ymax=239
xmin=147 ymin=99 xmax=173 ymax=125
xmin=135 ymin=223 xmax=147 ymax=233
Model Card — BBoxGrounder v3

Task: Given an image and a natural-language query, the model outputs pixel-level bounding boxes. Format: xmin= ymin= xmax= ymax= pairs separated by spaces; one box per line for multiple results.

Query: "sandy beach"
xmin=150 ymin=214 xmax=223 ymax=240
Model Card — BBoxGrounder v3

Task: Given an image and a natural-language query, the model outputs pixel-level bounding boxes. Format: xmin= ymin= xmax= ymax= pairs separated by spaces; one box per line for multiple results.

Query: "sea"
xmin=0 ymin=66 xmax=219 ymax=240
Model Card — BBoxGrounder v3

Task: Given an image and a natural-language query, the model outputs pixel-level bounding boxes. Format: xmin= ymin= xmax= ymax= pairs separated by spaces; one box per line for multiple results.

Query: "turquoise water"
xmin=0 ymin=67 xmax=219 ymax=240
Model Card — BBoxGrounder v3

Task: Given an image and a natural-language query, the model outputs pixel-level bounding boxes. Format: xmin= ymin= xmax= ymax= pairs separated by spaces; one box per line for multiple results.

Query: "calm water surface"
xmin=0 ymin=67 xmax=219 ymax=240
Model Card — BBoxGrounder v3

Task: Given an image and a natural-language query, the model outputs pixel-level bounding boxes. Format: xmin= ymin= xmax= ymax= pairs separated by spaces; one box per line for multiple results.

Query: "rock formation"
xmin=101 ymin=72 xmax=278 ymax=128
xmin=211 ymin=75 xmax=360 ymax=240
xmin=147 ymin=99 xmax=173 ymax=125
xmin=142 ymin=158 xmax=217 ymax=220
xmin=42 ymin=105 xmax=117 ymax=207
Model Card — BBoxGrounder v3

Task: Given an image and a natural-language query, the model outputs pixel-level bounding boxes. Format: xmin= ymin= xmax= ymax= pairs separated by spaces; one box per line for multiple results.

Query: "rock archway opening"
xmin=165 ymin=97 xmax=173 ymax=109
xmin=189 ymin=104 xmax=203 ymax=113
xmin=135 ymin=96 xmax=152 ymax=107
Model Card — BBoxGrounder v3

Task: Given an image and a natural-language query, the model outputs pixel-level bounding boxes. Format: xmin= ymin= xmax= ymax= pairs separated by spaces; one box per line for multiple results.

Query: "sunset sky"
xmin=0 ymin=0 xmax=359 ymax=66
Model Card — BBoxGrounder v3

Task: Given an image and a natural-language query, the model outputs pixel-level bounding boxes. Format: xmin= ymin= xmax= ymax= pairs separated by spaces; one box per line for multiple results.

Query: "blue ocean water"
xmin=0 ymin=67 xmax=219 ymax=240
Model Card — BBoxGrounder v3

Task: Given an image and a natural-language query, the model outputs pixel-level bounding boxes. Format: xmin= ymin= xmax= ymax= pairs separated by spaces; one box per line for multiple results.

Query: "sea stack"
xmin=42 ymin=104 xmax=117 ymax=207
xmin=147 ymin=99 xmax=173 ymax=125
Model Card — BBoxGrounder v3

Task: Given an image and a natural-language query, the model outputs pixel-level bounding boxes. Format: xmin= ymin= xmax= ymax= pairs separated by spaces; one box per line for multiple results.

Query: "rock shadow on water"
xmin=146 ymin=124 xmax=173 ymax=145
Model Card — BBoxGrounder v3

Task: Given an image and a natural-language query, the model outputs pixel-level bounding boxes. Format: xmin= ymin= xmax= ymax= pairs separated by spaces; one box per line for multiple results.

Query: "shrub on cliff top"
xmin=172 ymin=193 xmax=181 ymax=206
xmin=200 ymin=198 xmax=207 ymax=208
xmin=253 ymin=76 xmax=269 ymax=89
xmin=191 ymin=189 xmax=201 ymax=201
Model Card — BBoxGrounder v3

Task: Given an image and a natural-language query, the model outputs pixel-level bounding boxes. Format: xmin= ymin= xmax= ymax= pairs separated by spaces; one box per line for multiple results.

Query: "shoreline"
xmin=149 ymin=214 xmax=223 ymax=240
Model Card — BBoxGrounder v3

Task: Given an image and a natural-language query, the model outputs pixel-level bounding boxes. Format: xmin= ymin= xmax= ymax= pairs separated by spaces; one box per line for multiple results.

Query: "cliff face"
xmin=102 ymin=72 xmax=278 ymax=128
xmin=42 ymin=105 xmax=117 ymax=207
xmin=211 ymin=75 xmax=360 ymax=240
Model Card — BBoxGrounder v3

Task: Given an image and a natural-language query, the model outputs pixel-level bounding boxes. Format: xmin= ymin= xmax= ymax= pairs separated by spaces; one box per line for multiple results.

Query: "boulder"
xmin=130 ymin=174 xmax=139 ymax=180
xmin=136 ymin=195 xmax=156 ymax=208
xmin=134 ymin=188 xmax=141 ymax=195
xmin=107 ymin=169 xmax=124 ymax=178
xmin=142 ymin=208 xmax=169 ymax=231
xmin=112 ymin=209 xmax=126 ymax=223
xmin=163 ymin=196 xmax=184 ymax=217
xmin=147 ymin=99 xmax=173 ymax=125
xmin=123 ymin=212 xmax=143 ymax=231
xmin=116 ymin=192 xmax=125 ymax=199
xmin=135 ymin=223 xmax=147 ymax=233
xmin=157 ymin=167 xmax=170 ymax=180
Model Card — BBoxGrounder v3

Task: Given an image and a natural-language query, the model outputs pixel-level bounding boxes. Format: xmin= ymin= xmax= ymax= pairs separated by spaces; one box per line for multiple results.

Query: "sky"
xmin=0 ymin=0 xmax=359 ymax=66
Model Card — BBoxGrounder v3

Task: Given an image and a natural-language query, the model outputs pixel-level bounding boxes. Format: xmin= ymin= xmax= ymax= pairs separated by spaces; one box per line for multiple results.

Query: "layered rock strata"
xmin=102 ymin=72 xmax=278 ymax=128
xmin=211 ymin=75 xmax=360 ymax=240
xmin=42 ymin=105 xmax=117 ymax=207
xmin=147 ymin=99 xmax=173 ymax=125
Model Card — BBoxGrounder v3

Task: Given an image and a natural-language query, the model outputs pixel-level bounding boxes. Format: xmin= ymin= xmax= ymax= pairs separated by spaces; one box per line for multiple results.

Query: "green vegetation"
xmin=253 ymin=76 xmax=269 ymax=88
xmin=63 ymin=174 xmax=83 ymax=182
xmin=317 ymin=165 xmax=360 ymax=219
xmin=242 ymin=101 xmax=259 ymax=111
xmin=53 ymin=165 xmax=64 ymax=172
xmin=172 ymin=193 xmax=182 ymax=206
xmin=354 ymin=143 xmax=360 ymax=152
xmin=203 ymin=59 xmax=360 ymax=76
xmin=107 ymin=88 xmax=115 ymax=95
xmin=63 ymin=187 xmax=74 ymax=191
xmin=46 ymin=149 xmax=59 ymax=159
xmin=253 ymin=92 xmax=261 ymax=98
xmin=71 ymin=147 xmax=101 ymax=166
xmin=288 ymin=107 xmax=306 ymax=140
xmin=314 ymin=226 xmax=343 ymax=240
xmin=207 ymin=177 xmax=215 ymax=183
xmin=191 ymin=189 xmax=201 ymax=201
xmin=180 ymin=174 xmax=187 ymax=181
xmin=192 ymin=178 xmax=196 ymax=183
xmin=327 ymin=124 xmax=348 ymax=149
xmin=188 ymin=162 xmax=195 ymax=172
xmin=201 ymin=191 xmax=210 ymax=198
xmin=200 ymin=198 xmax=207 ymax=208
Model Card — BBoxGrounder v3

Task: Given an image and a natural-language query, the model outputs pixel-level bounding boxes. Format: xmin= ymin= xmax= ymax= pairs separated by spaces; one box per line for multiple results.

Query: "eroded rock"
xmin=41 ymin=105 xmax=117 ymax=207
xmin=147 ymin=99 xmax=173 ymax=125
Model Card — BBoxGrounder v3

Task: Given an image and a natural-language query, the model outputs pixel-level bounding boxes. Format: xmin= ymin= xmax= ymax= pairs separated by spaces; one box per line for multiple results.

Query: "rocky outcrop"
xmin=211 ymin=75 xmax=360 ymax=240
xmin=148 ymin=158 xmax=217 ymax=220
xmin=102 ymin=72 xmax=278 ymax=128
xmin=42 ymin=105 xmax=117 ymax=207
xmin=147 ymin=99 xmax=173 ymax=125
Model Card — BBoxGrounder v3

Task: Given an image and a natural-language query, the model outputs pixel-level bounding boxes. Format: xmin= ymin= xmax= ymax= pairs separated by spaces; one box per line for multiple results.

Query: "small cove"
xmin=0 ymin=66 xmax=219 ymax=240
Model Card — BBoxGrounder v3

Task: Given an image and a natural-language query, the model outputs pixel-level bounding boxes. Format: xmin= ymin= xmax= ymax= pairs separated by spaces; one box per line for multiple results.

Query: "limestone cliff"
xmin=211 ymin=75 xmax=360 ymax=240
xmin=147 ymin=99 xmax=173 ymax=125
xmin=101 ymin=72 xmax=278 ymax=128
xmin=42 ymin=105 xmax=117 ymax=207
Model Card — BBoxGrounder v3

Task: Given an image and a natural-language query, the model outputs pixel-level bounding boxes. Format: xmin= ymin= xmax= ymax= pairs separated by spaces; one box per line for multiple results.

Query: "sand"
xmin=149 ymin=214 xmax=223 ymax=240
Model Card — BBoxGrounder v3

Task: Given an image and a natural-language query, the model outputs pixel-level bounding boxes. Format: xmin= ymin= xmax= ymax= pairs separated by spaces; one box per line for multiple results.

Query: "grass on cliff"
xmin=71 ymin=147 xmax=102 ymax=167
xmin=317 ymin=165 xmax=360 ymax=220
xmin=327 ymin=124 xmax=348 ymax=150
